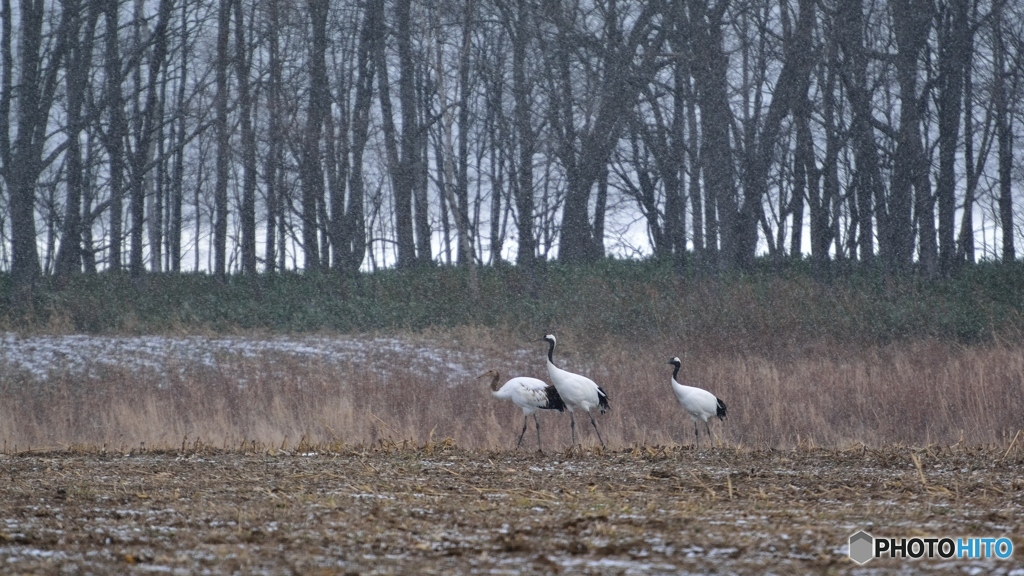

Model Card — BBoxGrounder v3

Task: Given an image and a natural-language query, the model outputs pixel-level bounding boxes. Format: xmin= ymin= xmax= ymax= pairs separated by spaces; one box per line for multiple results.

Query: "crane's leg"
xmin=704 ymin=420 xmax=713 ymax=446
xmin=694 ymin=419 xmax=700 ymax=449
xmin=570 ymin=411 xmax=577 ymax=446
xmin=534 ymin=413 xmax=543 ymax=452
xmin=516 ymin=416 xmax=529 ymax=449
xmin=588 ymin=411 xmax=606 ymax=450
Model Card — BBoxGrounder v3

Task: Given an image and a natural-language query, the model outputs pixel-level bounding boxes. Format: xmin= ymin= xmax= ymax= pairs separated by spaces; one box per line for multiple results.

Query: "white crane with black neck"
xmin=479 ymin=369 xmax=565 ymax=451
xmin=668 ymin=357 xmax=727 ymax=448
xmin=542 ymin=334 xmax=610 ymax=449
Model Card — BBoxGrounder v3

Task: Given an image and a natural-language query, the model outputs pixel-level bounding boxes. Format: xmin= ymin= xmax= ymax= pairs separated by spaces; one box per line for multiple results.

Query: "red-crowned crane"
xmin=668 ymin=357 xmax=727 ymax=448
xmin=542 ymin=334 xmax=610 ymax=449
xmin=479 ymin=369 xmax=565 ymax=451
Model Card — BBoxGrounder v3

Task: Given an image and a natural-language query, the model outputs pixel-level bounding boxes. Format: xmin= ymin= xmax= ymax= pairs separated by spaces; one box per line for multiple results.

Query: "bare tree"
xmin=298 ymin=0 xmax=330 ymax=272
xmin=887 ymin=0 xmax=931 ymax=272
xmin=995 ymin=0 xmax=1016 ymax=262
xmin=431 ymin=0 xmax=479 ymax=293
xmin=688 ymin=0 xmax=736 ymax=270
xmin=736 ymin=0 xmax=818 ymax=267
xmin=0 ymin=0 xmax=8 ymax=267
xmin=544 ymin=0 xmax=665 ymax=264
xmin=836 ymin=0 xmax=884 ymax=265
xmin=807 ymin=22 xmax=842 ymax=274
xmin=167 ymin=0 xmax=190 ymax=272
xmin=934 ymin=0 xmax=971 ymax=275
xmin=213 ymin=0 xmax=231 ymax=276
xmin=336 ymin=0 xmax=373 ymax=276
xmin=125 ymin=0 xmax=173 ymax=276
xmin=55 ymin=1 xmax=101 ymax=280
xmin=374 ymin=0 xmax=422 ymax=268
xmin=232 ymin=0 xmax=257 ymax=274
xmin=264 ymin=0 xmax=283 ymax=272
xmin=3 ymin=0 xmax=72 ymax=288
xmin=498 ymin=0 xmax=540 ymax=269
xmin=956 ymin=1 xmax=996 ymax=265
xmin=3 ymin=0 xmax=1024 ymax=281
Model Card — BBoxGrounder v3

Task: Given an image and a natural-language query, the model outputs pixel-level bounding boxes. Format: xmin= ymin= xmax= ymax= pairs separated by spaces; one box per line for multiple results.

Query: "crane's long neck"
xmin=488 ymin=372 xmax=501 ymax=392
xmin=546 ymin=339 xmax=557 ymax=367
xmin=671 ymin=363 xmax=680 ymax=382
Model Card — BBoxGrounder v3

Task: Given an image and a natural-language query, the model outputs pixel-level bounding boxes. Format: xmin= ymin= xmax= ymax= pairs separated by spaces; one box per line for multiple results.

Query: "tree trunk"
xmin=994 ymin=3 xmax=1015 ymax=262
xmin=265 ymin=0 xmax=282 ymax=272
xmin=935 ymin=0 xmax=969 ymax=276
xmin=791 ymin=80 xmax=818 ymax=260
xmin=0 ymin=0 xmax=9 ymax=210
xmin=374 ymin=0 xmax=418 ymax=268
xmin=7 ymin=0 xmax=71 ymax=288
xmin=82 ymin=134 xmax=98 ymax=273
xmin=808 ymin=37 xmax=840 ymax=275
xmin=299 ymin=0 xmax=330 ymax=273
xmin=689 ymin=0 xmax=736 ymax=271
xmin=340 ymin=0 xmax=374 ymax=276
xmin=169 ymin=0 xmax=188 ymax=272
xmin=668 ymin=64 xmax=688 ymax=271
xmin=431 ymin=0 xmax=479 ymax=293
xmin=396 ymin=0 xmax=420 ymax=266
xmin=685 ymin=76 xmax=707 ymax=266
xmin=888 ymin=0 xmax=930 ymax=273
xmin=56 ymin=2 xmax=100 ymax=280
xmin=456 ymin=0 xmax=475 ymax=268
xmin=234 ymin=0 xmax=257 ymax=274
xmin=836 ymin=0 xmax=881 ymax=265
xmin=324 ymin=75 xmax=349 ymax=274
xmin=127 ymin=0 xmax=172 ymax=277
xmin=213 ymin=0 xmax=231 ymax=275
xmin=413 ymin=66 xmax=432 ymax=266
xmin=510 ymin=0 xmax=536 ymax=268
xmin=957 ymin=12 xmax=984 ymax=265
xmin=103 ymin=0 xmax=125 ymax=273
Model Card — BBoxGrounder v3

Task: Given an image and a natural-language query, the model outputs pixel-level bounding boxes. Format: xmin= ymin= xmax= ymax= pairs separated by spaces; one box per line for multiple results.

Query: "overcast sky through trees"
xmin=1 ymin=0 xmax=1023 ymax=284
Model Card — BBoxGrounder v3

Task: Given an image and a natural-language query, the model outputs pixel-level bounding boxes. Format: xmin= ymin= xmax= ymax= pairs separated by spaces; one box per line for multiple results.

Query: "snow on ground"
xmin=0 ymin=332 xmax=533 ymax=386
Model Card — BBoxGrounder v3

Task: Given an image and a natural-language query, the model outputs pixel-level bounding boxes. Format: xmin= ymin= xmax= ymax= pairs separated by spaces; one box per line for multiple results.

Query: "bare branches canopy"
xmin=1 ymin=0 xmax=1023 ymax=284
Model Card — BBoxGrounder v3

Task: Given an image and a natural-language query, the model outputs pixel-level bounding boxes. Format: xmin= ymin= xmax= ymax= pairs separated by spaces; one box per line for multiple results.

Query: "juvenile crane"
xmin=542 ymin=334 xmax=610 ymax=449
xmin=668 ymin=357 xmax=727 ymax=448
xmin=479 ymin=369 xmax=565 ymax=451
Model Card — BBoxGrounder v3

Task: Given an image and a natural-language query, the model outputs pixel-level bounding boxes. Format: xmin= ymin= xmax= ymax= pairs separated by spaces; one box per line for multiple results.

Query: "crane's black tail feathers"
xmin=545 ymin=386 xmax=567 ymax=412
xmin=597 ymin=386 xmax=610 ymax=413
xmin=716 ymin=398 xmax=727 ymax=420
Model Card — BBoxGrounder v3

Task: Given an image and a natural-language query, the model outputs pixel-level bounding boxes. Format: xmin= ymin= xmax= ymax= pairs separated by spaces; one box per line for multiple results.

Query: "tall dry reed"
xmin=1 ymin=331 xmax=1021 ymax=451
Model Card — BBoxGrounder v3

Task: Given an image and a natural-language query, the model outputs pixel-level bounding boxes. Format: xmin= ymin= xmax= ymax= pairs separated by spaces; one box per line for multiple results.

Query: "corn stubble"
xmin=0 ymin=444 xmax=1021 ymax=573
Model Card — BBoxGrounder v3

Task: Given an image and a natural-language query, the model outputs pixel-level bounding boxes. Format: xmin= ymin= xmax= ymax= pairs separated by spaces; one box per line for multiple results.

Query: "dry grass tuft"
xmin=1 ymin=331 xmax=1023 ymax=451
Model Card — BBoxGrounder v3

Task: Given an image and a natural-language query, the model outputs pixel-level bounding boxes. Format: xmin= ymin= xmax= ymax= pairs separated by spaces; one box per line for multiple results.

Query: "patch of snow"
xmin=0 ymin=333 xmax=516 ymax=387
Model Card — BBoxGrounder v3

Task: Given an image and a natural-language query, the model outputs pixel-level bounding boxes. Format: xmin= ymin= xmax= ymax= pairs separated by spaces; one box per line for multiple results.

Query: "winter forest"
xmin=1 ymin=0 xmax=1023 ymax=287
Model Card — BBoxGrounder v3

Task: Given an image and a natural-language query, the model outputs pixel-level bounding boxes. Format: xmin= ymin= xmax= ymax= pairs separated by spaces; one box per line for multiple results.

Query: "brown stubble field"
xmin=1 ymin=444 xmax=1022 ymax=574
xmin=2 ymin=329 xmax=1024 ymax=573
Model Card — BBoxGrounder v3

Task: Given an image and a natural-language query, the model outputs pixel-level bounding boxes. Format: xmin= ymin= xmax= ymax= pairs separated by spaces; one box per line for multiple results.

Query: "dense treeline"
xmin=1 ymin=0 xmax=1023 ymax=289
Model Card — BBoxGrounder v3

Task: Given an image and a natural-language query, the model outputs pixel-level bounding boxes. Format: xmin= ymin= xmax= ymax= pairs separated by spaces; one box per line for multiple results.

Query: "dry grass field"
xmin=1 ymin=329 xmax=1023 ymax=449
xmin=2 ymin=329 xmax=1024 ymax=573
xmin=1 ymin=445 xmax=1022 ymax=574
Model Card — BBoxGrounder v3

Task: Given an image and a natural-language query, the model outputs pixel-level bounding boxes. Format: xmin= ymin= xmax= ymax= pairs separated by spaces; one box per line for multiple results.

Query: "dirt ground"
xmin=1 ymin=444 xmax=1022 ymax=575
